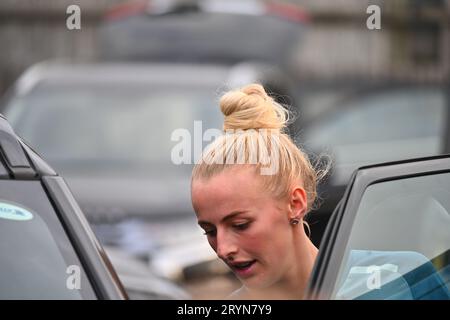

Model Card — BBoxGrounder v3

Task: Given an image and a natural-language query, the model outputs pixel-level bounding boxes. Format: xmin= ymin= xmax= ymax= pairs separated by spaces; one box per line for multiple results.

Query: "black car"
xmin=0 ymin=114 xmax=126 ymax=299
xmin=307 ymin=154 xmax=450 ymax=300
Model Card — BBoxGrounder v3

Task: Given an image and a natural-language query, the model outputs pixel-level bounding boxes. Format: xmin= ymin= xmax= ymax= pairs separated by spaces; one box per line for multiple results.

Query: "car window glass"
xmin=0 ymin=180 xmax=96 ymax=299
xmin=5 ymin=84 xmax=223 ymax=176
xmin=301 ymin=88 xmax=446 ymax=185
xmin=330 ymin=172 xmax=450 ymax=300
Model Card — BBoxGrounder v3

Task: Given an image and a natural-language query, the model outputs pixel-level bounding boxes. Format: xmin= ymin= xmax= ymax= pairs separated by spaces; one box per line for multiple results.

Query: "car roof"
xmin=357 ymin=153 xmax=450 ymax=172
xmin=13 ymin=61 xmax=237 ymax=95
xmin=13 ymin=60 xmax=283 ymax=97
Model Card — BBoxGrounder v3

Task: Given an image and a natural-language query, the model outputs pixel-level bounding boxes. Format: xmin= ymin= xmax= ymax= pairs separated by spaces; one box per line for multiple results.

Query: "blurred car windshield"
xmin=300 ymin=87 xmax=446 ymax=185
xmin=5 ymin=82 xmax=222 ymax=177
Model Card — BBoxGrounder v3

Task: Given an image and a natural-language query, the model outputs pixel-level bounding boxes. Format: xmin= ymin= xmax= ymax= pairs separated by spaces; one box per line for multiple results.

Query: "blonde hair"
xmin=192 ymin=83 xmax=322 ymax=214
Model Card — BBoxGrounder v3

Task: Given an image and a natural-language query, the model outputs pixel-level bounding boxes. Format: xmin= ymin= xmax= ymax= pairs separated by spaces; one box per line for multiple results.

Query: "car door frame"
xmin=444 ymin=79 xmax=450 ymax=154
xmin=22 ymin=139 xmax=128 ymax=300
xmin=0 ymin=113 xmax=128 ymax=300
xmin=306 ymin=154 xmax=450 ymax=299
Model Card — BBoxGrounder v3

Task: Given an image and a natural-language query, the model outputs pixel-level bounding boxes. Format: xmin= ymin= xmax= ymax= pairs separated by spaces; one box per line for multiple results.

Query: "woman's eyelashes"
xmin=232 ymin=221 xmax=250 ymax=231
xmin=201 ymin=221 xmax=251 ymax=236
xmin=203 ymin=229 xmax=216 ymax=236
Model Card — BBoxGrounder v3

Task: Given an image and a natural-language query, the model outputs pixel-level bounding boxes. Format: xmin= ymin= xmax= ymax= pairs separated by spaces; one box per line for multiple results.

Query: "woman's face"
xmin=191 ymin=168 xmax=297 ymax=289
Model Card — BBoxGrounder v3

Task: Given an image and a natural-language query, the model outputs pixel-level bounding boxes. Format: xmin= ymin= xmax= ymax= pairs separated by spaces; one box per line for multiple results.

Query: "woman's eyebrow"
xmin=198 ymin=211 xmax=247 ymax=226
xmin=221 ymin=211 xmax=247 ymax=223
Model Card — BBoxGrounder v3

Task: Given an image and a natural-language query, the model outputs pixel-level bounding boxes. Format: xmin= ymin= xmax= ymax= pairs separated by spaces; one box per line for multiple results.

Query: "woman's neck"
xmin=281 ymin=234 xmax=318 ymax=299
xmin=247 ymin=232 xmax=319 ymax=299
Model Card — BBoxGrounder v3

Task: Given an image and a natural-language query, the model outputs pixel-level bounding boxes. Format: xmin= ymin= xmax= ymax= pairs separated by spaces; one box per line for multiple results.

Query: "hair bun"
xmin=220 ymin=83 xmax=287 ymax=131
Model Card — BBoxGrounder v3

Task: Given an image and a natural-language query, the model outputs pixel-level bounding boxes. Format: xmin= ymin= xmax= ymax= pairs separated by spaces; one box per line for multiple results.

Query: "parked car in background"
xmin=0 ymin=114 xmax=126 ymax=299
xmin=0 ymin=60 xmax=297 ymax=297
xmin=294 ymin=82 xmax=450 ymax=247
xmin=99 ymin=0 xmax=308 ymax=70
xmin=307 ymin=154 xmax=450 ymax=300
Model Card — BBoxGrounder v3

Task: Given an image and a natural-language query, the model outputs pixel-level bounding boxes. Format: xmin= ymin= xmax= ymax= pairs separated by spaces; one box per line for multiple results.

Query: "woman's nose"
xmin=216 ymin=230 xmax=238 ymax=261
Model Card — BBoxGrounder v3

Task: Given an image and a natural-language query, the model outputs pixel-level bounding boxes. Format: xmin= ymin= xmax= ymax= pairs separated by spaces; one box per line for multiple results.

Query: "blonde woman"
xmin=191 ymin=84 xmax=322 ymax=299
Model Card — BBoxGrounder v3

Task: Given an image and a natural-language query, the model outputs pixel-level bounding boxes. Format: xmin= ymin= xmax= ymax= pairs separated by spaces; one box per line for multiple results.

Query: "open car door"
xmin=307 ymin=155 xmax=450 ymax=300
xmin=0 ymin=114 xmax=127 ymax=299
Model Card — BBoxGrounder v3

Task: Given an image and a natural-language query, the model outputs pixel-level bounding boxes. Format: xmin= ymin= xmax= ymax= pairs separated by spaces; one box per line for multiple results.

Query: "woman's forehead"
xmin=194 ymin=168 xmax=262 ymax=197
xmin=192 ymin=168 xmax=266 ymax=216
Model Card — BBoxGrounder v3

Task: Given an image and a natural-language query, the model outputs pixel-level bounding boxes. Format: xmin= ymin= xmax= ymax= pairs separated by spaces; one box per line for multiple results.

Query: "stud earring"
xmin=290 ymin=218 xmax=300 ymax=225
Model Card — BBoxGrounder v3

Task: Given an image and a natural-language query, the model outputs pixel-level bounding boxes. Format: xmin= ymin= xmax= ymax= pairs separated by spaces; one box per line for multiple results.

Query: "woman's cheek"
xmin=252 ymin=220 xmax=288 ymax=260
xmin=240 ymin=227 xmax=267 ymax=258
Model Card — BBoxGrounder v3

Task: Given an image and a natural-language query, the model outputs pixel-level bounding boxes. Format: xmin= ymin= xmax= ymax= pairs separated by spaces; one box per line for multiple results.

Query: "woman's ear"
xmin=288 ymin=187 xmax=308 ymax=220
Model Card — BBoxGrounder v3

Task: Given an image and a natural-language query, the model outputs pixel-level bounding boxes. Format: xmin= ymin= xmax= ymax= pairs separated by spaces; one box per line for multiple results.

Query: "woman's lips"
xmin=230 ymin=260 xmax=257 ymax=278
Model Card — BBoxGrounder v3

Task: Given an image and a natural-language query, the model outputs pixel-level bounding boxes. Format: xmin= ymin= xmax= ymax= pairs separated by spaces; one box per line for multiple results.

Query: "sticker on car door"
xmin=0 ymin=201 xmax=34 ymax=221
